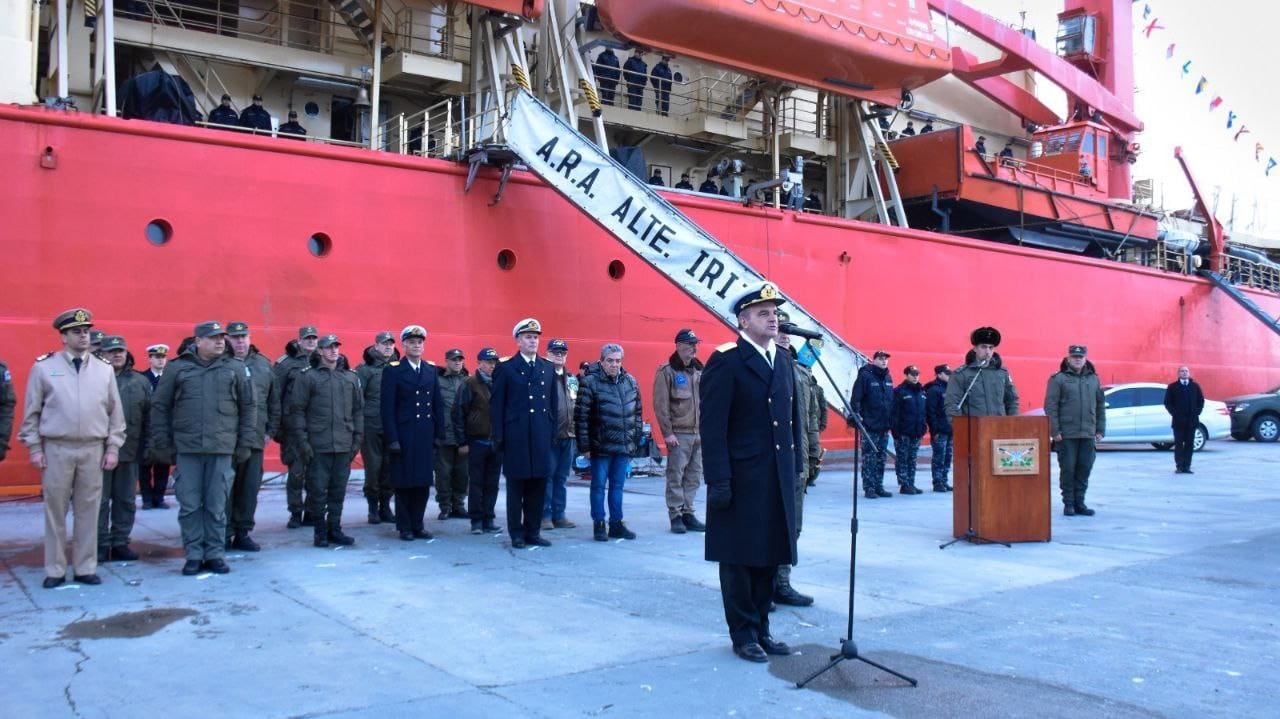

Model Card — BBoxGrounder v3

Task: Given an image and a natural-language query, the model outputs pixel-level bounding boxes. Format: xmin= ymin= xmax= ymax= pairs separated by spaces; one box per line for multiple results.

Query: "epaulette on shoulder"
xmin=36 ymin=352 xmax=53 ymax=361
xmin=389 ymin=361 xmax=400 ymax=366
xmin=426 ymin=360 xmax=437 ymax=366
xmin=500 ymin=355 xmax=513 ymax=362
xmin=95 ymin=354 xmax=111 ymax=364
xmin=715 ymin=342 xmax=737 ymax=353
xmin=300 ymin=366 xmax=311 ymax=373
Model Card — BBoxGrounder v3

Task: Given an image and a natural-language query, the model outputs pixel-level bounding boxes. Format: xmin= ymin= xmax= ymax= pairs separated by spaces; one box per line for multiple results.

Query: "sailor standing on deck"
xmin=19 ymin=309 xmax=126 ymax=588
xmin=491 ymin=318 xmax=558 ymax=548
xmin=699 ymin=282 xmax=801 ymax=663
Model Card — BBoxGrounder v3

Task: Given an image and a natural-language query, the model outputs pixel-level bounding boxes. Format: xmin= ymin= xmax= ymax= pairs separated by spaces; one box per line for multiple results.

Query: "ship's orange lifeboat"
xmin=596 ymin=0 xmax=952 ymax=105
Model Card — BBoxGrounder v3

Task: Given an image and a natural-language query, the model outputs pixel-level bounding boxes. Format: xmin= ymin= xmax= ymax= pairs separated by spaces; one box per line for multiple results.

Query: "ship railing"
xmin=119 ymin=0 xmax=465 ymax=63
xmin=195 ymin=118 xmax=366 ymax=148
xmin=1223 ymin=254 xmax=1280 ymax=293
xmin=994 ymin=154 xmax=1093 ymax=189
xmin=1149 ymin=241 xmax=1198 ymax=275
xmin=377 ymin=98 xmax=458 ymax=157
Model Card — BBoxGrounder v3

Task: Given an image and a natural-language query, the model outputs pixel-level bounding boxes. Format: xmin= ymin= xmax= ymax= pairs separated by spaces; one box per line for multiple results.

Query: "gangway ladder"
xmin=1200 ymin=271 xmax=1280 ymax=338
xmin=847 ymin=102 xmax=909 ymax=227
xmin=491 ymin=87 xmax=870 ymax=406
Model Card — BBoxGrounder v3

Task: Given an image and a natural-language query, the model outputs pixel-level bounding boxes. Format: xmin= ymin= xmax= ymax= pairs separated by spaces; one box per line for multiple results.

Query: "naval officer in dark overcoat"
xmin=491 ymin=317 xmax=559 ymax=548
xmin=699 ymin=281 xmax=802 ymax=663
xmin=381 ymin=325 xmax=444 ymax=541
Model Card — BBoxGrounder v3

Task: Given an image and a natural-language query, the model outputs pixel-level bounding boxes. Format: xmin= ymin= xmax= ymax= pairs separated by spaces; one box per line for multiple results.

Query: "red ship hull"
xmin=2 ymin=107 xmax=1278 ymax=491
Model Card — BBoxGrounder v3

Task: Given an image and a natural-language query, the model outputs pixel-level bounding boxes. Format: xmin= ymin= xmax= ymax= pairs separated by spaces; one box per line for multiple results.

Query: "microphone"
xmin=779 ymin=322 xmax=822 ymax=340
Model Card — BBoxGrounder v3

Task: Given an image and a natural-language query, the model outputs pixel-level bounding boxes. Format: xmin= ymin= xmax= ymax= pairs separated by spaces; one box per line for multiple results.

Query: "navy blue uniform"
xmin=594 ymin=49 xmax=620 ymax=105
xmin=207 ymin=105 xmax=239 ymax=129
xmin=891 ymin=381 xmax=927 ymax=491
xmin=138 ymin=368 xmax=171 ymax=507
xmin=650 ymin=60 xmax=673 ymax=116
xmin=381 ymin=359 xmax=444 ymax=535
xmin=491 ymin=354 xmax=558 ymax=542
xmin=278 ymin=121 xmax=307 ymax=140
xmin=239 ymin=105 xmax=272 ymax=133
xmin=850 ymin=364 xmax=894 ymax=493
xmin=622 ymin=55 xmax=648 ymax=110
xmin=700 ymin=337 xmax=801 ymax=649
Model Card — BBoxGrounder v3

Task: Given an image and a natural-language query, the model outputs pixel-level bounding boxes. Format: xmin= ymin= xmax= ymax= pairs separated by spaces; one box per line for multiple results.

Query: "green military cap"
xmin=445 ymin=348 xmax=465 ymax=360
xmin=89 ymin=329 xmax=106 ymax=345
xmin=226 ymin=321 xmax=250 ymax=337
xmin=194 ymin=321 xmax=227 ymax=338
xmin=101 ymin=335 xmax=127 ymax=351
xmin=375 ymin=331 xmax=395 ymax=345
xmin=318 ymin=334 xmax=341 ymax=348
xmin=1068 ymin=344 xmax=1087 ymax=356
xmin=298 ymin=325 xmax=319 ymax=339
xmin=53 ymin=308 xmax=94 ymax=331
xmin=775 ymin=310 xmax=791 ymax=324
xmin=730 ymin=281 xmax=785 ymax=315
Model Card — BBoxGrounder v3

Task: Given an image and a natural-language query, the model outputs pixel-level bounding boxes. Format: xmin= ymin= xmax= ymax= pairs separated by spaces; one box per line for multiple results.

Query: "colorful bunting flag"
xmin=1194 ymin=76 xmax=1208 ymax=94
xmin=1166 ymin=43 xmax=1175 ymax=59
xmin=1226 ymin=111 xmax=1237 ymax=129
xmin=1256 ymin=143 xmax=1264 ymax=162
xmin=1181 ymin=60 xmax=1192 ymax=76
xmin=1268 ymin=158 xmax=1277 ymax=177
xmin=1235 ymin=126 xmax=1250 ymax=142
xmin=1209 ymin=96 xmax=1223 ymax=111
xmin=1143 ymin=4 xmax=1152 ymax=20
xmin=1143 ymin=18 xmax=1164 ymax=38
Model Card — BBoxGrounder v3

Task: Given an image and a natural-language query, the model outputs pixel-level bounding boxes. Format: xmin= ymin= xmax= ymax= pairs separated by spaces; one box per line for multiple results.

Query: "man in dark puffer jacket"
xmin=849 ymin=350 xmax=894 ymax=499
xmin=575 ymin=344 xmax=643 ymax=542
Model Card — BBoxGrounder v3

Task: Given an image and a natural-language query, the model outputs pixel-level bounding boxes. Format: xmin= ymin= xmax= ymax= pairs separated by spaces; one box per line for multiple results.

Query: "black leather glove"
xmin=387 ymin=441 xmax=402 ymax=455
xmin=352 ymin=435 xmax=362 ymax=453
xmin=494 ymin=439 xmax=504 ymax=453
xmin=233 ymin=446 xmax=251 ymax=465
xmin=299 ymin=443 xmax=315 ymax=463
xmin=707 ymin=484 xmax=732 ymax=510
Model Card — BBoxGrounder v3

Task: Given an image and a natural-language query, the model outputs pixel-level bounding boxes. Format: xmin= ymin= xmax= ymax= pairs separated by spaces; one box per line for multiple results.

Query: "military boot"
xmin=301 ymin=511 xmax=316 ymax=527
xmin=328 ymin=525 xmax=356 ymax=546
xmin=367 ymin=498 xmax=381 ymax=525
xmin=593 ymin=521 xmax=608 ymax=542
xmin=608 ymin=521 xmax=636 ymax=540
xmin=378 ymin=497 xmax=395 ymax=523
xmin=232 ymin=531 xmax=260 ymax=552
xmin=287 ymin=511 xmax=302 ymax=529
xmin=774 ymin=580 xmax=815 ymax=607
xmin=313 ymin=519 xmax=329 ymax=548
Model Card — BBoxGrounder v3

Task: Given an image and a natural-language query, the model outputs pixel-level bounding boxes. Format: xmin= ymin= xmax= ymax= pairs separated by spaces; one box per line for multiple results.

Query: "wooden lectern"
xmin=952 ymin=416 xmax=1052 ymax=543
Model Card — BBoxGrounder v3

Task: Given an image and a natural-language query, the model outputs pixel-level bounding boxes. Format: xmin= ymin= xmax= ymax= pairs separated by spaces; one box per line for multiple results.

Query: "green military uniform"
xmin=355 ymin=334 xmax=395 ymax=523
xmin=1044 ymin=346 xmax=1105 ymax=515
xmin=97 ymin=337 xmax=151 ymax=560
xmin=0 ymin=359 xmax=15 ymax=463
xmin=285 ymin=335 xmax=364 ymax=547
xmin=226 ymin=323 xmax=281 ymax=549
xmin=434 ymin=355 xmax=470 ymax=518
xmin=943 ymin=327 xmax=1019 ymax=418
xmin=274 ymin=327 xmax=318 ymax=525
xmin=149 ymin=322 xmax=256 ymax=571
xmin=774 ymin=318 xmax=818 ymax=607
xmin=808 ymin=381 xmax=828 ymax=484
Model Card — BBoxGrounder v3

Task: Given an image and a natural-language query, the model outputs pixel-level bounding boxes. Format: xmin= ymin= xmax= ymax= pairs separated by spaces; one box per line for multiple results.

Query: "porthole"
xmin=309 ymin=233 xmax=332 ymax=257
xmin=304 ymin=101 xmax=320 ymax=118
xmin=145 ymin=219 xmax=172 ymax=245
xmin=608 ymin=259 xmax=626 ymax=280
xmin=497 ymin=249 xmax=516 ymax=270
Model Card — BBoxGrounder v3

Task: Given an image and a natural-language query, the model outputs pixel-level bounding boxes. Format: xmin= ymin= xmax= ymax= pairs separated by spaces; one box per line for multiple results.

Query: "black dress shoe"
xmin=680 ymin=514 xmax=707 ymax=532
xmin=733 ymin=643 xmax=769 ymax=663
xmin=413 ymin=530 xmax=433 ymax=540
xmin=287 ymin=512 xmax=302 ymax=529
xmin=182 ymin=560 xmax=203 ymax=576
xmin=1063 ymin=505 xmax=1076 ymax=516
xmin=450 ymin=510 xmax=470 ymax=520
xmin=400 ymin=531 xmax=415 ymax=541
xmin=328 ymin=529 xmax=356 ymax=546
xmin=72 ymin=573 xmax=102 ymax=585
xmin=511 ymin=538 xmax=527 ymax=549
xmin=759 ymin=636 xmax=793 ymax=656
xmin=526 ymin=536 xmax=552 ymax=547
xmin=43 ymin=576 xmax=66 ymax=589
xmin=112 ymin=545 xmax=140 ymax=561
xmin=203 ymin=559 xmax=230 ymax=574
xmin=230 ymin=534 xmax=260 ymax=552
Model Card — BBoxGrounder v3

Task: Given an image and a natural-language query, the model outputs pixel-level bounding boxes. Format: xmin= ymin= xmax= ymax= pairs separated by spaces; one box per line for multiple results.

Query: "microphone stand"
xmin=797 ymin=340 xmax=917 ymax=689
xmin=939 ymin=359 xmax=1010 ymax=549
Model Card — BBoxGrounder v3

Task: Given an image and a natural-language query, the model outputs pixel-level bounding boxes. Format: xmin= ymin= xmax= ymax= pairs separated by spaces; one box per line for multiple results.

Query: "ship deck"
xmin=1 ymin=441 xmax=1276 ymax=718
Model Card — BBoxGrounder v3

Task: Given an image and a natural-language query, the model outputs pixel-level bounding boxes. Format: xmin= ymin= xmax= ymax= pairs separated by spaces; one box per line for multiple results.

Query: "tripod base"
xmin=939 ymin=528 xmax=1011 ymax=550
xmin=795 ymin=639 xmax=918 ymax=688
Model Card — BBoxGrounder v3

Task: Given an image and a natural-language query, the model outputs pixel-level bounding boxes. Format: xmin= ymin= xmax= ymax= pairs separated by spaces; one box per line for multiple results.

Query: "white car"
xmin=1028 ymin=382 xmax=1232 ymax=451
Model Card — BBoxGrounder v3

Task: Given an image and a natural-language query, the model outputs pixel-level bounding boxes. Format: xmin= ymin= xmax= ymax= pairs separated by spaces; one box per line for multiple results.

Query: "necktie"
xmin=766 ymin=350 xmax=773 ymax=369
xmin=72 ymin=357 xmax=82 ymax=373
xmin=1182 ymin=380 xmax=1188 ymax=386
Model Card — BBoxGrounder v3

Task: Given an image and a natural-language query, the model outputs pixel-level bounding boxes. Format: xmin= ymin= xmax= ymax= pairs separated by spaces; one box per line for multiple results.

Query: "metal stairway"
xmin=1200 ymin=271 xmax=1280 ymax=337
xmin=490 ymin=88 xmax=871 ymax=406
xmin=330 ymin=0 xmax=394 ymax=57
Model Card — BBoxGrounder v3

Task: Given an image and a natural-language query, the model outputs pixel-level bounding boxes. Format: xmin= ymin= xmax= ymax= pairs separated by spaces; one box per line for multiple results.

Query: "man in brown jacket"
xmin=286 ymin=334 xmax=364 ymax=548
xmin=20 ymin=308 xmax=126 ymax=588
xmin=653 ymin=329 xmax=706 ymax=534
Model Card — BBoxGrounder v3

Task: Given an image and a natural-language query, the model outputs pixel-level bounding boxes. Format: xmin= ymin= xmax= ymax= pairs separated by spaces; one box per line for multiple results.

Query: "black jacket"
xmin=1163 ymin=379 xmax=1205 ymax=428
xmin=891 ymin=380 xmax=927 ymax=439
xmin=850 ymin=363 xmax=894 ymax=432
xmin=924 ymin=379 xmax=951 ymax=436
xmin=575 ymin=363 xmax=643 ymax=456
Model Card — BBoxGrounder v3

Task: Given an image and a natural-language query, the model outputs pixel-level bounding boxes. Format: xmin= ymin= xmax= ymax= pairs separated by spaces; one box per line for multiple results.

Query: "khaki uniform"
xmin=19 ymin=352 xmax=126 ymax=579
xmin=653 ymin=356 xmax=703 ymax=520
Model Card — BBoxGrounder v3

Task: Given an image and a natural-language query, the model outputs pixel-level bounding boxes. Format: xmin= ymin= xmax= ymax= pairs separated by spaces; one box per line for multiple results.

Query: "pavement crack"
xmin=62 ymin=611 xmax=91 ymax=718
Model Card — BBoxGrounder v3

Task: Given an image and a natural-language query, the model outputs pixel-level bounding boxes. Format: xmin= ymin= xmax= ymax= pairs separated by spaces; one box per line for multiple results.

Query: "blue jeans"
xmin=543 ymin=437 xmax=575 ymax=520
xmin=589 ymin=453 xmax=630 ymax=523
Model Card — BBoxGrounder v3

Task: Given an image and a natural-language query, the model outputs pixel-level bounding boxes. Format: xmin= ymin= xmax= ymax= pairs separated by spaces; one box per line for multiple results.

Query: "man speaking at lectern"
xmin=944 ymin=326 xmax=1019 ymax=418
